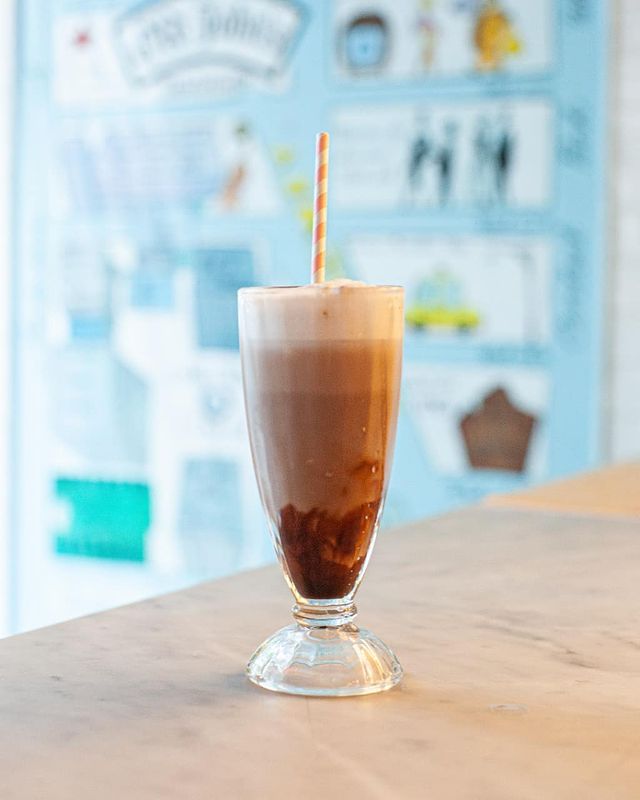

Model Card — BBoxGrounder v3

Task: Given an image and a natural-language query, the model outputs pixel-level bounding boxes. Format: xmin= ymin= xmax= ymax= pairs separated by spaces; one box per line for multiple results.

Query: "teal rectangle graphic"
xmin=54 ymin=478 xmax=151 ymax=562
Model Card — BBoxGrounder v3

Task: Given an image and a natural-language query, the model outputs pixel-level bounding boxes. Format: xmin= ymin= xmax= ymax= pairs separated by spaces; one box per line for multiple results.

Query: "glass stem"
xmin=293 ymin=602 xmax=357 ymax=628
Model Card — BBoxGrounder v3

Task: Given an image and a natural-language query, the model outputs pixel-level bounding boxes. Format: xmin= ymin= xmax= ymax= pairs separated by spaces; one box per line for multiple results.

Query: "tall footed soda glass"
xmin=238 ymin=282 xmax=404 ymax=696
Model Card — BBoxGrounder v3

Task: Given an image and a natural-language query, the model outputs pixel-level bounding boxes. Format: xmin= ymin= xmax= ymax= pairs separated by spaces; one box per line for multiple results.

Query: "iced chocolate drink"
xmin=239 ymin=281 xmax=403 ymax=602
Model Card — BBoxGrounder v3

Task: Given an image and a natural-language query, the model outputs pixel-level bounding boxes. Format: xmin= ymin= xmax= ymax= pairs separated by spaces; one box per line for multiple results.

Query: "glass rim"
xmin=238 ymin=284 xmax=403 ymax=296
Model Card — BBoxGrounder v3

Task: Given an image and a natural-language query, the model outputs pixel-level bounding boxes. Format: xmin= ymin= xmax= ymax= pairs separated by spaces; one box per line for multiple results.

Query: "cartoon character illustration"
xmin=435 ymin=119 xmax=458 ymax=206
xmin=494 ymin=111 xmax=514 ymax=203
xmin=473 ymin=0 xmax=522 ymax=72
xmin=471 ymin=115 xmax=494 ymax=205
xmin=416 ymin=0 xmax=438 ymax=70
xmin=405 ymin=269 xmax=480 ymax=332
xmin=407 ymin=115 xmax=460 ymax=207
xmin=215 ymin=122 xmax=280 ymax=215
xmin=470 ymin=111 xmax=515 ymax=206
xmin=342 ymin=12 xmax=389 ymax=73
xmin=220 ymin=123 xmax=250 ymax=211
xmin=408 ymin=129 xmax=433 ymax=200
xmin=406 ymin=113 xmax=442 ymax=205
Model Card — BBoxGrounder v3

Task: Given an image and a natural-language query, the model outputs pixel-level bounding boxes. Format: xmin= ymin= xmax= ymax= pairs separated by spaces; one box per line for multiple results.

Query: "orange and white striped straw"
xmin=311 ymin=131 xmax=329 ymax=283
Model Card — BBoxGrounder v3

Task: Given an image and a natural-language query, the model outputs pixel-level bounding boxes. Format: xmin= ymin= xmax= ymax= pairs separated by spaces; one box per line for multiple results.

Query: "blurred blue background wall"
xmin=10 ymin=0 xmax=608 ymax=632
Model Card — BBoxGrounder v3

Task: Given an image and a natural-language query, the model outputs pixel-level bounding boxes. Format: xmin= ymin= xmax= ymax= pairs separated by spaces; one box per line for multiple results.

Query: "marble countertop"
xmin=1 ymin=501 xmax=640 ymax=799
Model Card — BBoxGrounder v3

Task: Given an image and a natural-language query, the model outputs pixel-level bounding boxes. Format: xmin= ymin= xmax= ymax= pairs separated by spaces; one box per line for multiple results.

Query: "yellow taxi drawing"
xmin=405 ymin=270 xmax=481 ymax=333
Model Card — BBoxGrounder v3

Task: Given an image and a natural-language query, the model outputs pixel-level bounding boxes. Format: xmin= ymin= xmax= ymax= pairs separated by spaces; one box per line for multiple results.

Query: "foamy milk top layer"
xmin=238 ymin=281 xmax=404 ymax=342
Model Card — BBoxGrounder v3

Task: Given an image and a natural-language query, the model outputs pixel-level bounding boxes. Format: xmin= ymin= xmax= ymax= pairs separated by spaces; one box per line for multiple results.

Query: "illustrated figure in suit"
xmin=436 ymin=120 xmax=458 ymax=206
xmin=471 ymin=112 xmax=516 ymax=206
xmin=408 ymin=131 xmax=433 ymax=201
xmin=472 ymin=115 xmax=494 ymax=205
xmin=494 ymin=112 xmax=514 ymax=204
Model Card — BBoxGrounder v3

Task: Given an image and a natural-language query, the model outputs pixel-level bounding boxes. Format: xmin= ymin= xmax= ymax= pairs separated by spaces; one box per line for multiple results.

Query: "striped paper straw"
xmin=311 ymin=131 xmax=329 ymax=283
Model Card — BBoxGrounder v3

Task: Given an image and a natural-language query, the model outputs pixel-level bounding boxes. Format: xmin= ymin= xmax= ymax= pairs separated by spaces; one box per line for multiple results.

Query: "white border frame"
xmin=0 ymin=0 xmax=16 ymax=635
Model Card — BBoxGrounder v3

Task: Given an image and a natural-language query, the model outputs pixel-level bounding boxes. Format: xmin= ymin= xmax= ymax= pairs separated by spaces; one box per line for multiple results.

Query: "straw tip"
xmin=316 ymin=131 xmax=330 ymax=144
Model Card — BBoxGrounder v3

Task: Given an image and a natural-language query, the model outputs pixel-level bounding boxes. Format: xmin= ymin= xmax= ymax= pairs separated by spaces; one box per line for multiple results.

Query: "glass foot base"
xmin=246 ymin=622 xmax=403 ymax=697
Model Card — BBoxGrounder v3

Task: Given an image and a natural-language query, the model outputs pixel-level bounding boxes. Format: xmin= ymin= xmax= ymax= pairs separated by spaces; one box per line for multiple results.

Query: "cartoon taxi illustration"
xmin=405 ymin=269 xmax=480 ymax=333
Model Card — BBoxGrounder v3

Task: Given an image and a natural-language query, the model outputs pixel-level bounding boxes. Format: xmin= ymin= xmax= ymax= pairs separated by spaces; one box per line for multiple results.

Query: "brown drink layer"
xmin=243 ymin=339 xmax=401 ymax=600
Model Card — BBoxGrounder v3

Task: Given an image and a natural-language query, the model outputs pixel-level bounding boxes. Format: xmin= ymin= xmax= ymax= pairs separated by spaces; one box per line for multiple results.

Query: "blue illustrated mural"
xmin=11 ymin=0 xmax=608 ymax=630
